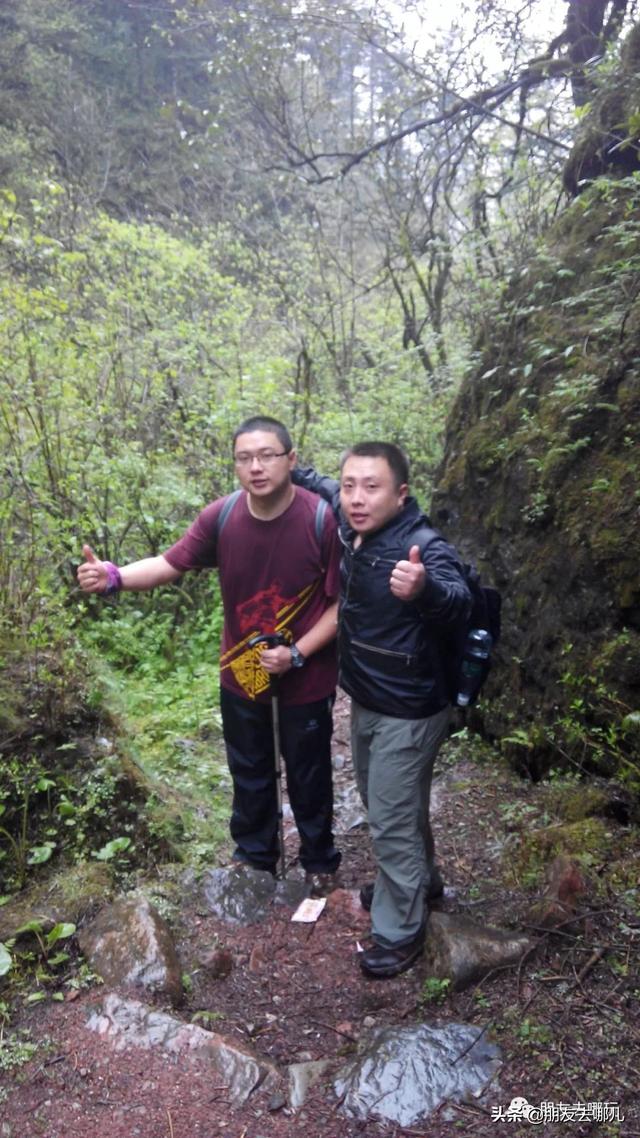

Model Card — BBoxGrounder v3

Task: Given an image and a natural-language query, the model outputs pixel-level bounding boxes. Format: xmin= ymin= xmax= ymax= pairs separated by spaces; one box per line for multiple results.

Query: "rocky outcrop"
xmin=86 ymin=994 xmax=281 ymax=1105
xmin=433 ymin=73 xmax=640 ymax=790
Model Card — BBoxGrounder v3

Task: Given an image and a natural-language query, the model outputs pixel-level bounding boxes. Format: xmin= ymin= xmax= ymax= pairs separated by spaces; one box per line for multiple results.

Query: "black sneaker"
xmin=359 ymin=868 xmax=444 ymax=912
xmin=359 ymin=930 xmax=425 ymax=978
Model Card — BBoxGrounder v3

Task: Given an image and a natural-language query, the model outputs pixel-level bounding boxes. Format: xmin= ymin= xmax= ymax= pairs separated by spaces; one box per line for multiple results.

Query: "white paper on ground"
xmin=291 ymin=897 xmax=327 ymax=923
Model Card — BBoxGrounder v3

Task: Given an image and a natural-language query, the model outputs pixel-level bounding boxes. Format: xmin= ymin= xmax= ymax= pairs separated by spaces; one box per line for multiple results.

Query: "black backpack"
xmin=418 ymin=526 xmax=502 ymax=707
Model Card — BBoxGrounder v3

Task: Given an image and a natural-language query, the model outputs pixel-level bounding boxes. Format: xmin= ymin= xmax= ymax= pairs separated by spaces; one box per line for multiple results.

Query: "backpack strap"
xmin=314 ymin=497 xmax=328 ymax=544
xmin=215 ymin=489 xmax=327 ymax=552
xmin=411 ymin=523 xmax=442 ymax=554
xmin=216 ymin=489 xmax=243 ymax=541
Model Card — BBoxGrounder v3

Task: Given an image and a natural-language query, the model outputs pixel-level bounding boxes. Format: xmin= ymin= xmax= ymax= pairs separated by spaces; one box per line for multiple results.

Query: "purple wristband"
xmin=103 ymin=562 xmax=123 ymax=595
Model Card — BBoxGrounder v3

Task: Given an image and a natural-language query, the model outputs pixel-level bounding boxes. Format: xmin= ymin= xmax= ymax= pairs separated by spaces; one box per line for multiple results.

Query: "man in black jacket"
xmin=294 ymin=442 xmax=470 ymax=978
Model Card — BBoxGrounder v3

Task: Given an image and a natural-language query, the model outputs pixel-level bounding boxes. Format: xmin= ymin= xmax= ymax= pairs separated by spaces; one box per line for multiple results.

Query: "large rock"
xmin=86 ymin=994 xmax=280 ymax=1106
xmin=199 ymin=864 xmax=308 ymax=924
xmin=78 ymin=893 xmax=183 ymax=1005
xmin=424 ymin=912 xmax=534 ymax=991
xmin=334 ymin=1023 xmax=501 ymax=1126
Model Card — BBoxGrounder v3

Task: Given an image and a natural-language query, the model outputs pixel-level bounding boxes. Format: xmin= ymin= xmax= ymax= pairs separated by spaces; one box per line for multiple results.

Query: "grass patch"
xmin=107 ymin=659 xmax=232 ymax=868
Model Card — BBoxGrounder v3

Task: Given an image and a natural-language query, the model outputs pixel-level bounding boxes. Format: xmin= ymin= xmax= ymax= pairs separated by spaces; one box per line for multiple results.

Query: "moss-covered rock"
xmin=433 ymin=50 xmax=640 ymax=793
xmin=0 ymin=861 xmax=113 ymax=942
xmin=541 ymin=783 xmax=613 ymax=823
xmin=506 ymin=818 xmax=613 ymax=886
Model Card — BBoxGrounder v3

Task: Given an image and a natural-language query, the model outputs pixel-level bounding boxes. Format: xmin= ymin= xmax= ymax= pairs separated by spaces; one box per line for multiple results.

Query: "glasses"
xmin=233 ymin=449 xmax=289 ymax=467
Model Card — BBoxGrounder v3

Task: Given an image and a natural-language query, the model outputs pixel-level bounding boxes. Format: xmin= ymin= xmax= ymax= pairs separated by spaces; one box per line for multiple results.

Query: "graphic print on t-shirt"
xmin=219 ymin=579 xmax=318 ymax=699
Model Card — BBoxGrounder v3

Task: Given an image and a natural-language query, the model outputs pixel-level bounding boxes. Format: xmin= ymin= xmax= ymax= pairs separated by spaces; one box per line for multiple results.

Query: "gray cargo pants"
xmin=351 ymin=700 xmax=450 ymax=948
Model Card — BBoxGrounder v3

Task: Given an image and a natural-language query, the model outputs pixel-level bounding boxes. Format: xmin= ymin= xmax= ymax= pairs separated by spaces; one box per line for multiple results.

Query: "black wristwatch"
xmin=289 ymin=644 xmax=306 ymax=668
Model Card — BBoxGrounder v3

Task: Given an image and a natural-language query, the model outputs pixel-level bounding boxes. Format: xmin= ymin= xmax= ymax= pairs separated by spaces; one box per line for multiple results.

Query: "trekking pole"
xmin=248 ymin=631 xmax=289 ymax=880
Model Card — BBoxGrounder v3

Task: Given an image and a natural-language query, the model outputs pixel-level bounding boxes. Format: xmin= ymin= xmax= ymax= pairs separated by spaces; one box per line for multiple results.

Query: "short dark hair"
xmin=232 ymin=415 xmax=292 ymax=453
xmin=340 ymin=441 xmax=410 ymax=489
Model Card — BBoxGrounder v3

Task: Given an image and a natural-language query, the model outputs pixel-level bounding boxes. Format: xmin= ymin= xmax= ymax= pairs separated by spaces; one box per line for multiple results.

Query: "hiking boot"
xmin=359 ymin=868 xmax=444 ymax=912
xmin=305 ymin=870 xmax=341 ymax=897
xmin=359 ymin=929 xmax=425 ymax=979
xmin=231 ymin=854 xmax=276 ymax=877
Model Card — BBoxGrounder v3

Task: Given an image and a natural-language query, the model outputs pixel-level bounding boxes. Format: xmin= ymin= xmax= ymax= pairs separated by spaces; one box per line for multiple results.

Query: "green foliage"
xmin=0 ymin=760 xmax=61 ymax=890
xmin=515 ymin=1018 xmax=553 ymax=1048
xmin=191 ymin=1009 xmax=225 ymax=1027
xmin=0 ymin=733 xmax=165 ymax=891
xmin=501 ymin=662 xmax=640 ymax=793
xmin=419 ymin=976 xmax=451 ymax=1005
xmin=93 ymin=837 xmax=132 ymax=862
xmin=12 ymin=919 xmax=76 ymax=960
xmin=6 ymin=2 xmax=631 ymax=896
xmin=506 ymin=816 xmax=614 ymax=888
xmin=0 ymin=1034 xmax=38 ymax=1075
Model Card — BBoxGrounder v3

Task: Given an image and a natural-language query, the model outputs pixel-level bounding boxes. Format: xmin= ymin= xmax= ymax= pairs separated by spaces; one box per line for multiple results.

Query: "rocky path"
xmin=1 ymin=696 xmax=639 ymax=1137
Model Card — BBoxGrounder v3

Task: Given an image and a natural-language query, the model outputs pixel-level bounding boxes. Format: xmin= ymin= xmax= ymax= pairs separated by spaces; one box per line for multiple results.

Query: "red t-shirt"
xmin=164 ymin=487 xmax=340 ymax=706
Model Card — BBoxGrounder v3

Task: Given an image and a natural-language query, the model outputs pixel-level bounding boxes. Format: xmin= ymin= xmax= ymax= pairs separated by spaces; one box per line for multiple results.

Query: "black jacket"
xmin=293 ymin=467 xmax=471 ymax=719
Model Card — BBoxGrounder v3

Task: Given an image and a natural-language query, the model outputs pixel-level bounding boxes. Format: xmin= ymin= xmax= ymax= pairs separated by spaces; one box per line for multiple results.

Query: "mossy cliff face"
xmin=432 ymin=170 xmax=640 ymax=786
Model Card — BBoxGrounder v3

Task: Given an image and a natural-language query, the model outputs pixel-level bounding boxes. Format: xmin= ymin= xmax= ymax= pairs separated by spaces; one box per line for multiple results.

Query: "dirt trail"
xmin=2 ymin=696 xmax=639 ymax=1137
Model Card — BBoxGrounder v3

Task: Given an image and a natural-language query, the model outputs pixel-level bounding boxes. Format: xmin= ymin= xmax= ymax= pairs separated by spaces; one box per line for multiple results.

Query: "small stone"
xmin=288 ymin=1059 xmax=332 ymax=1111
xmin=268 ymin=1091 xmax=287 ymax=1112
xmin=249 ymin=943 xmax=267 ymax=972
xmin=200 ymin=946 xmax=233 ymax=978
xmin=363 ymin=1016 xmax=376 ymax=1028
xmin=528 ymin=855 xmax=587 ymax=929
xmin=332 ymin=753 xmax=346 ymax=770
xmin=175 ymin=737 xmax=196 ymax=752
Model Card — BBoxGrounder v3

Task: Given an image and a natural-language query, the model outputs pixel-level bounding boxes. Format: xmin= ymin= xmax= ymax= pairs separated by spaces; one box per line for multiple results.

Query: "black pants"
xmin=220 ymin=687 xmax=341 ymax=874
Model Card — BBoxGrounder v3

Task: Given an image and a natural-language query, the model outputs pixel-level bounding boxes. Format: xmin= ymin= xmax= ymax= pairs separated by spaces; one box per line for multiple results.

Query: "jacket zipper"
xmin=350 ymin=638 xmax=415 ymax=667
xmin=340 ymin=532 xmax=397 ymax=611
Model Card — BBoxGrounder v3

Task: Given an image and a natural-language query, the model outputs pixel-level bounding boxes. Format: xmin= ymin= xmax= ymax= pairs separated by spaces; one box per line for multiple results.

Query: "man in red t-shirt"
xmin=77 ymin=416 xmax=342 ymax=881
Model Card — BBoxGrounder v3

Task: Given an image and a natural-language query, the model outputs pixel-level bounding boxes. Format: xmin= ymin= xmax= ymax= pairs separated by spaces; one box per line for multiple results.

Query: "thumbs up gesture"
xmin=389 ymin=544 xmax=426 ymax=602
xmin=77 ymin=544 xmax=109 ymax=593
